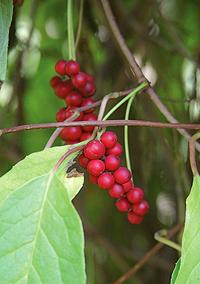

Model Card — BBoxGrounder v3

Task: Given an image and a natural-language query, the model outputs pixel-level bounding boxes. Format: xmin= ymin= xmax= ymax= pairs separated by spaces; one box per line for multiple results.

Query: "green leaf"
xmin=0 ymin=173 xmax=86 ymax=283
xmin=170 ymin=258 xmax=181 ymax=284
xmin=0 ymin=0 xmax=13 ymax=81
xmin=175 ymin=175 xmax=200 ymax=284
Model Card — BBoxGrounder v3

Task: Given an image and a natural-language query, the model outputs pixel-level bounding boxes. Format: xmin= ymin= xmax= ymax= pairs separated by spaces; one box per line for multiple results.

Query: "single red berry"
xmin=85 ymin=74 xmax=95 ymax=82
xmin=115 ymin=198 xmax=131 ymax=212
xmin=89 ymin=174 xmax=98 ymax=184
xmin=65 ymin=60 xmax=80 ymax=75
xmin=81 ymin=98 xmax=96 ymax=113
xmin=78 ymin=154 xmax=89 ymax=168
xmin=105 ymin=155 xmax=120 ymax=171
xmin=100 ymin=131 xmax=118 ymax=149
xmin=65 ymin=107 xmax=84 ymax=121
xmin=106 ymin=142 xmax=123 ymax=156
xmin=72 ymin=72 xmax=87 ymax=88
xmin=122 ymin=180 xmax=134 ymax=193
xmin=108 ymin=183 xmax=124 ymax=198
xmin=80 ymin=132 xmax=92 ymax=142
xmin=128 ymin=211 xmax=143 ymax=224
xmin=87 ymin=160 xmax=105 ymax=176
xmin=65 ymin=91 xmax=83 ymax=107
xmin=80 ymin=81 xmax=96 ymax=97
xmin=60 ymin=126 xmax=82 ymax=141
xmin=82 ymin=113 xmax=97 ymax=132
xmin=84 ymin=140 xmax=105 ymax=159
xmin=55 ymin=59 xmax=67 ymax=75
xmin=114 ymin=167 xmax=131 ymax=184
xmin=127 ymin=187 xmax=144 ymax=204
xmin=56 ymin=107 xmax=66 ymax=122
xmin=50 ymin=76 xmax=61 ymax=88
xmin=98 ymin=172 xmax=115 ymax=189
xmin=133 ymin=200 xmax=149 ymax=216
xmin=55 ymin=80 xmax=73 ymax=99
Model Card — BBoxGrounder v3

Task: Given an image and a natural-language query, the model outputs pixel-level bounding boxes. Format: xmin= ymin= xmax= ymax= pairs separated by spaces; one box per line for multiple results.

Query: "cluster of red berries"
xmin=50 ymin=59 xmax=97 ymax=144
xmin=78 ymin=131 xmax=149 ymax=224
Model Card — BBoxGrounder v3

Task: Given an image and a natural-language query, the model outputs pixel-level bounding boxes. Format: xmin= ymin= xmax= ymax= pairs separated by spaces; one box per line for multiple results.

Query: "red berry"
xmin=127 ymin=188 xmax=144 ymax=204
xmin=128 ymin=211 xmax=143 ymax=224
xmin=60 ymin=126 xmax=82 ymax=141
xmin=105 ymin=155 xmax=120 ymax=171
xmin=72 ymin=72 xmax=87 ymax=88
xmin=82 ymin=113 xmax=97 ymax=132
xmin=80 ymin=132 xmax=92 ymax=142
xmin=133 ymin=200 xmax=149 ymax=216
xmin=81 ymin=98 xmax=96 ymax=113
xmin=108 ymin=183 xmax=124 ymax=198
xmin=65 ymin=60 xmax=80 ymax=75
xmin=65 ymin=140 xmax=79 ymax=145
xmin=84 ymin=140 xmax=105 ymax=159
xmin=122 ymin=180 xmax=133 ymax=193
xmin=78 ymin=154 xmax=89 ymax=168
xmin=65 ymin=91 xmax=83 ymax=107
xmin=87 ymin=160 xmax=105 ymax=176
xmin=115 ymin=198 xmax=131 ymax=212
xmin=106 ymin=142 xmax=123 ymax=156
xmin=50 ymin=76 xmax=61 ymax=88
xmin=65 ymin=107 xmax=83 ymax=121
xmin=100 ymin=131 xmax=118 ymax=149
xmin=98 ymin=172 xmax=115 ymax=189
xmin=85 ymin=74 xmax=95 ymax=82
xmin=55 ymin=80 xmax=73 ymax=99
xmin=89 ymin=174 xmax=98 ymax=184
xmin=114 ymin=167 xmax=131 ymax=184
xmin=56 ymin=107 xmax=66 ymax=122
xmin=80 ymin=81 xmax=96 ymax=97
xmin=55 ymin=59 xmax=67 ymax=75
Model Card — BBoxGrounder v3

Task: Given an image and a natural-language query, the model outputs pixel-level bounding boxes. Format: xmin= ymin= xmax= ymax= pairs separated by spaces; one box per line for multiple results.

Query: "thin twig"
xmin=75 ymin=0 xmax=84 ymax=49
xmin=113 ymin=224 xmax=182 ymax=284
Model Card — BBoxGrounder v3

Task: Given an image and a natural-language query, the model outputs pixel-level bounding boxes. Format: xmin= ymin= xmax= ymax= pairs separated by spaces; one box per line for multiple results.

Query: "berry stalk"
xmin=67 ymin=0 xmax=76 ymax=60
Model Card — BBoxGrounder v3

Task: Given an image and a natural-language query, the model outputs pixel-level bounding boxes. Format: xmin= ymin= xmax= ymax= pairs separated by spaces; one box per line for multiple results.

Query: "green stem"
xmin=102 ymin=82 xmax=148 ymax=121
xmin=67 ymin=0 xmax=76 ymax=60
xmin=75 ymin=0 xmax=84 ymax=49
xmin=154 ymin=230 xmax=181 ymax=252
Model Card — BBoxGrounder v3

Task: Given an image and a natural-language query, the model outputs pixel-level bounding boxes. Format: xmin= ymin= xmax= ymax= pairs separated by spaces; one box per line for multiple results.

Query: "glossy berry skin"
xmin=127 ymin=188 xmax=144 ymax=204
xmin=82 ymin=113 xmax=97 ymax=132
xmin=50 ymin=76 xmax=61 ymax=88
xmin=133 ymin=200 xmax=149 ymax=216
xmin=115 ymin=198 xmax=131 ymax=212
xmin=65 ymin=107 xmax=84 ymax=121
xmin=122 ymin=180 xmax=133 ymax=193
xmin=100 ymin=131 xmax=117 ymax=149
xmin=105 ymin=155 xmax=120 ymax=171
xmin=128 ymin=211 xmax=143 ymax=224
xmin=81 ymin=98 xmax=96 ymax=113
xmin=98 ymin=173 xmax=115 ymax=189
xmin=56 ymin=107 xmax=66 ymax=122
xmin=87 ymin=160 xmax=105 ymax=176
xmin=80 ymin=81 xmax=96 ymax=97
xmin=65 ymin=60 xmax=80 ymax=75
xmin=55 ymin=59 xmax=67 ymax=75
xmin=84 ymin=140 xmax=105 ymax=160
xmin=78 ymin=154 xmax=89 ymax=168
xmin=106 ymin=142 xmax=123 ymax=156
xmin=114 ymin=167 xmax=131 ymax=184
xmin=65 ymin=91 xmax=83 ymax=107
xmin=60 ymin=126 xmax=82 ymax=141
xmin=55 ymin=81 xmax=73 ymax=99
xmin=80 ymin=132 xmax=92 ymax=142
xmin=108 ymin=183 xmax=124 ymax=198
xmin=85 ymin=74 xmax=95 ymax=82
xmin=89 ymin=174 xmax=98 ymax=184
xmin=72 ymin=72 xmax=87 ymax=88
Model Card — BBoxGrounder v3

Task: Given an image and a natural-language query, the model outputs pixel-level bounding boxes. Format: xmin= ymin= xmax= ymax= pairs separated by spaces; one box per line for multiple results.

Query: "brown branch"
xmin=113 ymin=224 xmax=182 ymax=284
xmin=100 ymin=0 xmax=200 ymax=151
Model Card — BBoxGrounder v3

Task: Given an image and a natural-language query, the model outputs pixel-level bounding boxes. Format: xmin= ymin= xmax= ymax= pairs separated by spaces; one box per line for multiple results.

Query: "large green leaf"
xmin=0 ymin=173 xmax=86 ymax=283
xmin=170 ymin=258 xmax=181 ymax=284
xmin=175 ymin=175 xmax=200 ymax=283
xmin=0 ymin=0 xmax=13 ymax=81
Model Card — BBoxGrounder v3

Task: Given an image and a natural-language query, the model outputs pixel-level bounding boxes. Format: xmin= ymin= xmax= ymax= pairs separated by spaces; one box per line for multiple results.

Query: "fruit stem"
xmin=75 ymin=0 xmax=84 ymax=49
xmin=154 ymin=230 xmax=181 ymax=252
xmin=67 ymin=0 xmax=76 ymax=60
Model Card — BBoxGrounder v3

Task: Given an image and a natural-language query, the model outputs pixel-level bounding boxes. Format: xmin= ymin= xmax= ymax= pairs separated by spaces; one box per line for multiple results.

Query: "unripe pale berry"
xmin=127 ymin=187 xmax=144 ymax=204
xmin=55 ymin=59 xmax=67 ymax=75
xmin=98 ymin=172 xmax=115 ymax=189
xmin=84 ymin=140 xmax=105 ymax=159
xmin=60 ymin=126 xmax=82 ymax=141
xmin=113 ymin=167 xmax=131 ymax=184
xmin=133 ymin=200 xmax=149 ymax=216
xmin=100 ymin=131 xmax=117 ymax=149
xmin=105 ymin=155 xmax=120 ymax=171
xmin=82 ymin=113 xmax=97 ymax=132
xmin=65 ymin=60 xmax=80 ymax=75
xmin=128 ymin=211 xmax=143 ymax=224
xmin=106 ymin=142 xmax=123 ymax=156
xmin=78 ymin=154 xmax=89 ymax=168
xmin=65 ymin=91 xmax=83 ymax=107
xmin=87 ymin=160 xmax=105 ymax=176
xmin=108 ymin=183 xmax=124 ymax=198
xmin=115 ymin=198 xmax=131 ymax=212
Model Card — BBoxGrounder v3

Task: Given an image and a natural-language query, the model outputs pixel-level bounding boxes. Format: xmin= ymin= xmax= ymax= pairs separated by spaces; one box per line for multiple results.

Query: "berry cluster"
xmin=78 ymin=131 xmax=149 ymax=224
xmin=50 ymin=59 xmax=97 ymax=144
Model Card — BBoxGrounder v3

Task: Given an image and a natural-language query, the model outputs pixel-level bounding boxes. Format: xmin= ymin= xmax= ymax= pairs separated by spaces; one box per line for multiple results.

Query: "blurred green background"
xmin=1 ymin=0 xmax=200 ymax=283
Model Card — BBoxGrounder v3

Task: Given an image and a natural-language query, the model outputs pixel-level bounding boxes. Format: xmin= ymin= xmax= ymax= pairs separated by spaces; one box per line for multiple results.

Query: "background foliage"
xmin=1 ymin=0 xmax=200 ymax=283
